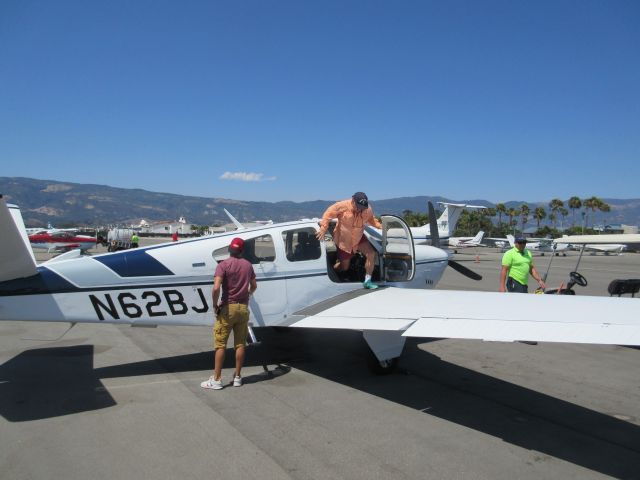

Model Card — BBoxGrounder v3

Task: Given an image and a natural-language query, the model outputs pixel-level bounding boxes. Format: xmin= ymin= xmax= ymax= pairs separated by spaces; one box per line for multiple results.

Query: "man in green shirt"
xmin=131 ymin=233 xmax=140 ymax=248
xmin=500 ymin=236 xmax=546 ymax=293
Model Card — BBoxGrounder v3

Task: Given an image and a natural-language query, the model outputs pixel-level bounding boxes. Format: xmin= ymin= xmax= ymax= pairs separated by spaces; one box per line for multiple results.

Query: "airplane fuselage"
xmin=2 ymin=220 xmax=449 ymax=328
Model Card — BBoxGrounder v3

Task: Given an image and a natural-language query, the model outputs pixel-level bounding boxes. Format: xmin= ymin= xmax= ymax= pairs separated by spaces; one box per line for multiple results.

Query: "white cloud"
xmin=220 ymin=171 xmax=277 ymax=182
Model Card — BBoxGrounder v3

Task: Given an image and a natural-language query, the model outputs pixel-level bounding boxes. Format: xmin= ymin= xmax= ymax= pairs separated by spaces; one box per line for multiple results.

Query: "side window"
xmin=282 ymin=227 xmax=321 ymax=262
xmin=212 ymin=235 xmax=276 ymax=264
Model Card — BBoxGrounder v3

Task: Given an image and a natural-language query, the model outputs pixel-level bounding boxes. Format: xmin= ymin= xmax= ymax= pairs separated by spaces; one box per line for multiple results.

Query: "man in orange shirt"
xmin=316 ymin=192 xmax=382 ymax=289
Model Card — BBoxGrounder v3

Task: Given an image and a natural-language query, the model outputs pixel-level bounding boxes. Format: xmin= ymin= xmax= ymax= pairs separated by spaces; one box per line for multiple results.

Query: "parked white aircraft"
xmin=504 ymin=235 xmax=569 ymax=256
xmin=556 ymin=234 xmax=638 ymax=256
xmin=25 ymin=223 xmax=79 ymax=235
xmin=407 ymin=202 xmax=486 ymax=245
xmin=448 ymin=230 xmax=485 ymax=252
xmin=1 ymin=197 xmax=639 ymax=372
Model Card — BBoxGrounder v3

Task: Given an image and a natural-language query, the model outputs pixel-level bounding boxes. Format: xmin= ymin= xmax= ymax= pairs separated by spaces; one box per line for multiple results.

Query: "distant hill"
xmin=1 ymin=177 xmax=639 ymax=228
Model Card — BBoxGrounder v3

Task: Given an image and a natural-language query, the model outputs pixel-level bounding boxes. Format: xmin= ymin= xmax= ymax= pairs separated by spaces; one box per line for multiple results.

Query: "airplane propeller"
xmin=428 ymin=201 xmax=482 ymax=281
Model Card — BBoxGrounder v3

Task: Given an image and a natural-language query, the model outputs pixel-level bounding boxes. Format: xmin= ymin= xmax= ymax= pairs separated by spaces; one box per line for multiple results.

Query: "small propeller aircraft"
xmin=28 ymin=230 xmax=98 ymax=253
xmin=447 ymin=230 xmax=485 ymax=253
xmin=1 ymin=196 xmax=639 ymax=372
xmin=505 ymin=235 xmax=569 ymax=256
xmin=556 ymin=234 xmax=631 ymax=256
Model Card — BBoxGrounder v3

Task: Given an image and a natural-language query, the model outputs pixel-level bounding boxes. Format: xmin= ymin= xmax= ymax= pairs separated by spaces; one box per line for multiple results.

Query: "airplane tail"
xmin=437 ymin=203 xmax=485 ymax=237
xmin=472 ymin=230 xmax=485 ymax=244
xmin=506 ymin=234 xmax=515 ymax=247
xmin=0 ymin=196 xmax=38 ymax=282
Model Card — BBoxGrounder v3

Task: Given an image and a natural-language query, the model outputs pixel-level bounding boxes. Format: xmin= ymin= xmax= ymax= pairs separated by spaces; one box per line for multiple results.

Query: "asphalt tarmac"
xmin=1 ymin=243 xmax=639 ymax=479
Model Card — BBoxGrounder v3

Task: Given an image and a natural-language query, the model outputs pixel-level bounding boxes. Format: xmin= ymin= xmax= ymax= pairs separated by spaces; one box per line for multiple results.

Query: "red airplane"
xmin=28 ymin=230 xmax=97 ymax=253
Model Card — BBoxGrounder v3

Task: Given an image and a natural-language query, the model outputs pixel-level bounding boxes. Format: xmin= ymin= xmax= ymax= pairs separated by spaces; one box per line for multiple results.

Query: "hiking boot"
xmin=233 ymin=375 xmax=242 ymax=387
xmin=363 ymin=279 xmax=379 ymax=290
xmin=201 ymin=376 xmax=223 ymax=390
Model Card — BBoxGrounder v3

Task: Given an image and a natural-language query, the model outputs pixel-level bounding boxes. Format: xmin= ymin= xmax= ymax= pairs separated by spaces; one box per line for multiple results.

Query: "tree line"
xmin=402 ymin=196 xmax=612 ymax=238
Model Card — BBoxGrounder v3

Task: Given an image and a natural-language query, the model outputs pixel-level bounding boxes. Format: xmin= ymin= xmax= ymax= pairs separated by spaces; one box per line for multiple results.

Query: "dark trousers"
xmin=506 ymin=277 xmax=528 ymax=293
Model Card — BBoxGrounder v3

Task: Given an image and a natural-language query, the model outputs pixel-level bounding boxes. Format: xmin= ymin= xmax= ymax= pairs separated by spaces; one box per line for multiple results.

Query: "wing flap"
xmin=292 ymin=316 xmax=414 ymax=331
xmin=403 ymin=318 xmax=640 ymax=345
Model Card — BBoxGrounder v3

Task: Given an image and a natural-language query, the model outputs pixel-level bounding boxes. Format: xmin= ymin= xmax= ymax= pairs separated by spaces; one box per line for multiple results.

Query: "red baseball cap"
xmin=229 ymin=237 xmax=244 ymax=252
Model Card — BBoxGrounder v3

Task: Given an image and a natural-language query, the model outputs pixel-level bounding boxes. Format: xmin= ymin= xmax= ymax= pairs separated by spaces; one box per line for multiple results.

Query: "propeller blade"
xmin=428 ymin=201 xmax=440 ymax=248
xmin=448 ymin=259 xmax=483 ymax=281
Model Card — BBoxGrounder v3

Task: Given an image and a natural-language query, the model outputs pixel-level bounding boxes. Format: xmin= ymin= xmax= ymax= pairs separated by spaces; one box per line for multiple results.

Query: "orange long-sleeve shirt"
xmin=319 ymin=199 xmax=382 ymax=253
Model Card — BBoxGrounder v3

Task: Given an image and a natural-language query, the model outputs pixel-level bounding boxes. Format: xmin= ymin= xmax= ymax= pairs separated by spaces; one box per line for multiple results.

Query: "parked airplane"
xmin=585 ymin=244 xmax=625 ymax=255
xmin=28 ymin=230 xmax=97 ymax=253
xmin=407 ymin=202 xmax=486 ymax=245
xmin=25 ymin=223 xmax=79 ymax=235
xmin=1 ymin=197 xmax=639 ymax=372
xmin=448 ymin=230 xmax=485 ymax=252
xmin=556 ymin=234 xmax=638 ymax=256
xmin=504 ymin=235 xmax=569 ymax=256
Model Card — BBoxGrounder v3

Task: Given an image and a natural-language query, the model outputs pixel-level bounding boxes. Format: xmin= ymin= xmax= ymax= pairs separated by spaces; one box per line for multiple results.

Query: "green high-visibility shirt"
xmin=502 ymin=247 xmax=533 ymax=285
xmin=131 ymin=235 xmax=139 ymax=242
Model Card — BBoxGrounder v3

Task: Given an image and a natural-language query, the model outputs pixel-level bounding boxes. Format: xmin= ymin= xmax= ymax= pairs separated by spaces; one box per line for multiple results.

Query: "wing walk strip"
xmin=291 ymin=287 xmax=640 ymax=346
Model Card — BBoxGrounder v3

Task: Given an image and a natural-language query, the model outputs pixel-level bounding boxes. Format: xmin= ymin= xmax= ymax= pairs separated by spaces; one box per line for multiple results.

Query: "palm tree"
xmin=559 ymin=207 xmax=568 ymax=230
xmin=599 ymin=202 xmax=611 ymax=229
xmin=568 ymin=196 xmax=582 ymax=227
xmin=548 ymin=198 xmax=564 ymax=228
xmin=583 ymin=196 xmax=601 ymax=229
xmin=533 ymin=206 xmax=546 ymax=229
xmin=507 ymin=208 xmax=521 ymax=234
xmin=520 ymin=204 xmax=530 ymax=232
xmin=496 ymin=203 xmax=506 ymax=225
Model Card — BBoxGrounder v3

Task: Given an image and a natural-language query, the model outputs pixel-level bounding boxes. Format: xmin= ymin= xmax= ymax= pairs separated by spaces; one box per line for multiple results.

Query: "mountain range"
xmin=1 ymin=177 xmax=639 ymax=228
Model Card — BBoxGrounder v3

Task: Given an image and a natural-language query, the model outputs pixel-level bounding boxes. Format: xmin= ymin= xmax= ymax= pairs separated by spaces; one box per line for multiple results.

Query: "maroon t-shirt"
xmin=214 ymin=256 xmax=256 ymax=305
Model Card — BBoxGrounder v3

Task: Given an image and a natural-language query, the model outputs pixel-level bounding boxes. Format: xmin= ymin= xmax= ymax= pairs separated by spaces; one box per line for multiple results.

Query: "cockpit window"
xmin=282 ymin=227 xmax=321 ymax=262
xmin=212 ymin=234 xmax=276 ymax=264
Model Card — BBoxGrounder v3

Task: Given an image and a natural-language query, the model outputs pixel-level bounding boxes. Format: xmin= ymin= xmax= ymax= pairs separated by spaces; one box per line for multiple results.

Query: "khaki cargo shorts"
xmin=214 ymin=303 xmax=249 ymax=350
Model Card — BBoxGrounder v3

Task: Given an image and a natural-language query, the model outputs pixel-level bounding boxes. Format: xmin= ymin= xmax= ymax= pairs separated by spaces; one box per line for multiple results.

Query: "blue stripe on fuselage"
xmin=0 ymin=266 xmax=77 ymax=296
xmin=94 ymin=249 xmax=174 ymax=277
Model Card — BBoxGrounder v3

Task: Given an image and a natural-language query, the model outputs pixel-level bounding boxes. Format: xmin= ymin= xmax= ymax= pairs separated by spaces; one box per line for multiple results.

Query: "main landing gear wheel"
xmin=570 ymin=271 xmax=588 ymax=287
xmin=368 ymin=355 xmax=399 ymax=375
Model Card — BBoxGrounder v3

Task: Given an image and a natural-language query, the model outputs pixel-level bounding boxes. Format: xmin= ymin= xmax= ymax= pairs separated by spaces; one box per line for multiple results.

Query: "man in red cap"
xmin=316 ymin=192 xmax=382 ymax=289
xmin=201 ymin=237 xmax=257 ymax=390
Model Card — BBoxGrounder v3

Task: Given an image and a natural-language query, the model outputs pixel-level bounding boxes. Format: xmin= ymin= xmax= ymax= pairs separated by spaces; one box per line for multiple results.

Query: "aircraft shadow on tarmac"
xmin=0 ymin=345 xmax=116 ymax=422
xmin=1 ymin=329 xmax=639 ymax=478
xmin=252 ymin=328 xmax=640 ymax=479
xmin=0 ymin=341 xmax=289 ymax=423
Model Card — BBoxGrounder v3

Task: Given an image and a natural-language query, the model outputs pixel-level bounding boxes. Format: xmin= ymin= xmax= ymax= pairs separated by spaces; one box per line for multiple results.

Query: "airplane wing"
xmin=291 ymin=287 xmax=640 ymax=346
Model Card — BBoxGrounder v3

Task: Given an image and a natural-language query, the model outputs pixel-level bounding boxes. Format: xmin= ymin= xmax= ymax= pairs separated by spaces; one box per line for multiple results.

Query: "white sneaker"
xmin=201 ymin=376 xmax=223 ymax=390
xmin=233 ymin=375 xmax=242 ymax=387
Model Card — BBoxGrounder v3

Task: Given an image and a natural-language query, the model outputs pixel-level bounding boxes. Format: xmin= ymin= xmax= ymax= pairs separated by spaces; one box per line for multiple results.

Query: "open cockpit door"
xmin=381 ymin=215 xmax=415 ymax=282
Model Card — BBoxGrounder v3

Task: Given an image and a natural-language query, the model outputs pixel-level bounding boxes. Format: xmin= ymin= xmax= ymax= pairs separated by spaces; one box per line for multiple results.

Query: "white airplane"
xmin=406 ymin=202 xmax=486 ymax=245
xmin=556 ymin=234 xmax=638 ymax=256
xmin=504 ymin=235 xmax=569 ymax=256
xmin=448 ymin=230 xmax=485 ymax=252
xmin=25 ymin=222 xmax=79 ymax=235
xmin=1 ymin=197 xmax=639 ymax=372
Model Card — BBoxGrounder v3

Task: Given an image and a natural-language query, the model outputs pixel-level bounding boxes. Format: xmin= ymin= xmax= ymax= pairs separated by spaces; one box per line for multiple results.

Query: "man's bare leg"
xmin=214 ymin=348 xmax=225 ymax=380
xmin=234 ymin=345 xmax=245 ymax=377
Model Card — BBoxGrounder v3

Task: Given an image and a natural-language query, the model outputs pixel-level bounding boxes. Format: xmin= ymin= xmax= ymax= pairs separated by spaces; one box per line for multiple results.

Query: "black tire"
xmin=368 ymin=355 xmax=399 ymax=375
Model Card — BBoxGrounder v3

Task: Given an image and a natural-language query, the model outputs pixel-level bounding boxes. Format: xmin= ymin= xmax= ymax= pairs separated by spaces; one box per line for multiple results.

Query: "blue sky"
xmin=1 ymin=1 xmax=638 ymax=203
